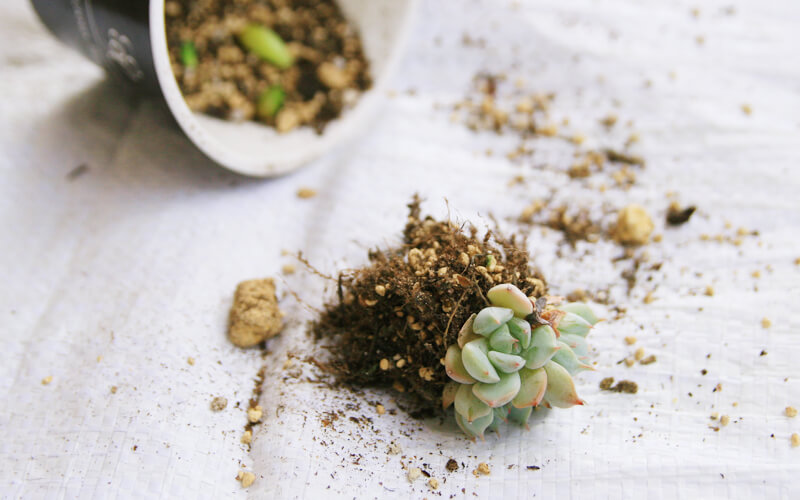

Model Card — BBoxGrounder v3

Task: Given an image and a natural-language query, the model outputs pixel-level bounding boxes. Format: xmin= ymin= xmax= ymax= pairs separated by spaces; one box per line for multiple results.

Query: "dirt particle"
xmin=241 ymin=430 xmax=252 ymax=444
xmin=792 ymin=433 xmax=800 ymax=447
xmin=247 ymin=405 xmax=263 ymax=423
xmin=720 ymin=415 xmax=730 ymax=427
xmin=666 ymin=202 xmax=696 ymax=225
xmin=187 ymin=357 xmax=195 ymax=366
xmin=624 ymin=336 xmax=637 ymax=345
xmin=640 ymin=355 xmax=657 ymax=365
xmin=761 ymin=317 xmax=771 ymax=329
xmin=407 ymin=467 xmax=422 ymax=482
xmin=600 ymin=378 xmax=638 ymax=394
xmin=474 ymin=462 xmax=491 ymax=476
xmin=428 ymin=478 xmax=440 ymax=490
xmin=228 ymin=279 xmax=283 ymax=348
xmin=634 ymin=347 xmax=645 ymax=361
xmin=599 ymin=377 xmax=615 ymax=390
xmin=237 ymin=471 xmax=256 ymax=488
xmin=297 ymin=188 xmax=317 ymax=199
xmin=376 ymin=404 xmax=386 ymax=415
xmin=282 ymin=264 xmax=296 ymax=275
xmin=41 ymin=376 xmax=53 ymax=385
xmin=741 ymin=104 xmax=752 ymax=115
xmin=110 ymin=386 xmax=118 ymax=394
xmin=612 ymin=205 xmax=654 ymax=246
xmin=445 ymin=459 xmax=459 ymax=472
xmin=210 ymin=396 xmax=228 ymax=412
xmin=786 ymin=406 xmax=798 ymax=418
xmin=710 ymin=412 xmax=719 ymax=420
xmin=704 ymin=286 xmax=714 ymax=296
xmin=387 ymin=441 xmax=402 ymax=455
xmin=624 ymin=358 xmax=635 ymax=367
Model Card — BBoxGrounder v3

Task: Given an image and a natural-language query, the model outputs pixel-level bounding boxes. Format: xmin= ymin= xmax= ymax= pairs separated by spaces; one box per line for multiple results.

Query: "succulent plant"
xmin=442 ymin=283 xmax=599 ymax=440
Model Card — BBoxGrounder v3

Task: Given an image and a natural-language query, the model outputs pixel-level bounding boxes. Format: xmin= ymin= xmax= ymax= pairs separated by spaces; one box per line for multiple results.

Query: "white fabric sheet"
xmin=2 ymin=0 xmax=800 ymax=498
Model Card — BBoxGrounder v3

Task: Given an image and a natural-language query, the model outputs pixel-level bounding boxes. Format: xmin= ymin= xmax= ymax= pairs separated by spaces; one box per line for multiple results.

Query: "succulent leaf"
xmin=543 ymin=361 xmax=584 ymax=408
xmin=445 ymin=345 xmax=478 ymax=384
xmin=507 ymin=405 xmax=533 ymax=428
xmin=473 ymin=307 xmax=514 ymax=335
xmin=487 ymin=284 xmax=533 ymax=318
xmin=559 ymin=333 xmax=589 ymax=357
xmin=457 ymin=313 xmax=480 ymax=348
xmin=487 ymin=406 xmax=509 ymax=433
xmin=554 ymin=312 xmax=593 ymax=337
xmin=455 ymin=383 xmax=492 ymax=422
xmin=487 ymin=351 xmax=526 ymax=373
xmin=461 ymin=338 xmax=501 ymax=383
xmin=523 ymin=325 xmax=560 ymax=369
xmin=442 ymin=381 xmax=460 ymax=409
xmin=507 ymin=317 xmax=532 ymax=350
xmin=455 ymin=410 xmax=494 ymax=440
xmin=472 ymin=371 xmax=521 ymax=408
xmin=511 ymin=367 xmax=547 ymax=408
xmin=488 ymin=323 xmax=517 ymax=354
xmin=551 ymin=341 xmax=593 ymax=375
xmin=558 ymin=303 xmax=600 ymax=325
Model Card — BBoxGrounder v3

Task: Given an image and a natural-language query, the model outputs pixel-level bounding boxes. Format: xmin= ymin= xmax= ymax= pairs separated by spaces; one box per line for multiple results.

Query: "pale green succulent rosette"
xmin=443 ymin=283 xmax=599 ymax=440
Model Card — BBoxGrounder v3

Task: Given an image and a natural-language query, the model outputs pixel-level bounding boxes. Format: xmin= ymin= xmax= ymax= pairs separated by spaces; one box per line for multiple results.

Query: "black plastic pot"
xmin=32 ymin=0 xmax=159 ymax=92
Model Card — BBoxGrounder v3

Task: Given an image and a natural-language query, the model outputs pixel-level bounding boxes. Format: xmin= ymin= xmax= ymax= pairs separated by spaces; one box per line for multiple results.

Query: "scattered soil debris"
xmin=228 ymin=278 xmax=283 ymax=347
xmin=786 ymin=407 xmax=798 ymax=418
xmin=761 ymin=318 xmax=772 ymax=329
xmin=210 ymin=396 xmax=228 ymax=412
xmin=407 ymin=467 xmax=422 ymax=483
xmin=526 ymin=465 xmax=541 ymax=471
xmin=297 ymin=187 xmax=317 ymax=199
xmin=792 ymin=434 xmax=800 ymax=447
xmin=599 ymin=377 xmax=638 ymax=394
xmin=666 ymin=202 xmax=696 ymax=226
xmin=247 ymin=405 xmax=264 ymax=423
xmin=611 ymin=205 xmax=654 ymax=246
xmin=41 ymin=376 xmax=53 ymax=386
xmin=313 ymin=196 xmax=547 ymax=413
xmin=236 ymin=470 xmax=256 ymax=488
xmin=474 ymin=462 xmax=491 ymax=476
xmin=445 ymin=459 xmax=459 ymax=472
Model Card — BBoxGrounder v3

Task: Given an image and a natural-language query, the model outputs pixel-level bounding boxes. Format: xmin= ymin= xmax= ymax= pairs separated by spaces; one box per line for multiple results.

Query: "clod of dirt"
xmin=228 ymin=279 xmax=283 ymax=347
xmin=599 ymin=377 xmax=638 ymax=394
xmin=611 ymin=205 xmax=654 ymax=245
xmin=313 ymin=196 xmax=548 ymax=413
xmin=666 ymin=202 xmax=696 ymax=226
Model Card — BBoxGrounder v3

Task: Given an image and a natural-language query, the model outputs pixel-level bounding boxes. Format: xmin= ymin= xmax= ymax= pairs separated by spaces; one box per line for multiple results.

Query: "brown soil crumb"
xmin=445 ymin=459 xmax=459 ymax=472
xmin=792 ymin=433 xmax=800 ymax=447
xmin=612 ymin=205 xmax=654 ymax=245
xmin=110 ymin=386 xmax=118 ymax=394
xmin=786 ymin=406 xmax=798 ymax=418
xmin=600 ymin=378 xmax=638 ymax=394
xmin=624 ymin=358 xmax=635 ymax=367
xmin=237 ymin=470 xmax=256 ymax=488
xmin=624 ymin=336 xmax=637 ymax=345
xmin=187 ymin=357 xmax=195 ymax=365
xmin=666 ymin=202 xmax=696 ymax=226
xmin=719 ymin=415 xmax=730 ymax=427
xmin=741 ymin=104 xmax=752 ymax=115
xmin=41 ymin=376 xmax=53 ymax=385
xmin=247 ymin=405 xmax=264 ymax=423
xmin=428 ymin=478 xmax=440 ymax=490
xmin=704 ymin=286 xmax=714 ymax=296
xmin=634 ymin=347 xmax=645 ymax=361
xmin=761 ymin=317 xmax=772 ymax=329
xmin=167 ymin=0 xmax=371 ymax=133
xmin=640 ymin=355 xmax=657 ymax=365
xmin=297 ymin=187 xmax=317 ymax=199
xmin=710 ymin=412 xmax=719 ymax=420
xmin=210 ymin=396 xmax=228 ymax=412
xmin=229 ymin=278 xmax=283 ymax=348
xmin=376 ymin=404 xmax=386 ymax=415
xmin=241 ymin=430 xmax=252 ymax=444
xmin=312 ymin=196 xmax=548 ymax=412
xmin=407 ymin=467 xmax=422 ymax=482
xmin=475 ymin=462 xmax=491 ymax=476
xmin=282 ymin=264 xmax=296 ymax=274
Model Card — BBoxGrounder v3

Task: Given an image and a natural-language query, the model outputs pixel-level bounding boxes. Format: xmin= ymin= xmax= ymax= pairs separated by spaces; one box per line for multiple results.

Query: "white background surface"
xmin=2 ymin=0 xmax=800 ymax=498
